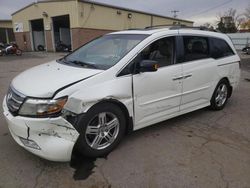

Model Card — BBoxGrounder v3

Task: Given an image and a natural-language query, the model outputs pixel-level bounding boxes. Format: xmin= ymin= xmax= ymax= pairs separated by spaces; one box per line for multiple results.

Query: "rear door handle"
xmin=172 ymin=76 xmax=183 ymax=81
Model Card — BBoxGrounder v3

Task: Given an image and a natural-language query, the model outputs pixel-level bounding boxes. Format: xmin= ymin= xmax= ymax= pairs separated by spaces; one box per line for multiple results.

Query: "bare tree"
xmin=239 ymin=4 xmax=250 ymax=30
xmin=225 ymin=8 xmax=245 ymax=29
xmin=216 ymin=8 xmax=246 ymax=32
xmin=245 ymin=4 xmax=250 ymax=19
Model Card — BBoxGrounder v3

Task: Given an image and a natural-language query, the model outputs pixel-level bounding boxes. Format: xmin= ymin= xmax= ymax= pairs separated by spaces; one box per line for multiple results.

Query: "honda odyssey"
xmin=3 ymin=26 xmax=240 ymax=161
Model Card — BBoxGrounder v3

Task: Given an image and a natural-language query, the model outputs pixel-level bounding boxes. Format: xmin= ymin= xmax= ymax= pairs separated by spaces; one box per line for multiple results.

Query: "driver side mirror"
xmin=139 ymin=60 xmax=159 ymax=72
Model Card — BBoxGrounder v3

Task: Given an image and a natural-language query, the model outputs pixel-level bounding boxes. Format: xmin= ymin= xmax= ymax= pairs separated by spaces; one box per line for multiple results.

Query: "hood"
xmin=11 ymin=61 xmax=103 ymax=98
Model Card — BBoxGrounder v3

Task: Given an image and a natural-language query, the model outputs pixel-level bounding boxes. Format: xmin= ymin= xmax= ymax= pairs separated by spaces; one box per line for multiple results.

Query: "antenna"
xmin=171 ymin=10 xmax=179 ymax=18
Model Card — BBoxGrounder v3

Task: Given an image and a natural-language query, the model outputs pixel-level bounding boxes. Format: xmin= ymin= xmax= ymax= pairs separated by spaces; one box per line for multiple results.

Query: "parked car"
xmin=56 ymin=41 xmax=71 ymax=52
xmin=2 ymin=26 xmax=240 ymax=161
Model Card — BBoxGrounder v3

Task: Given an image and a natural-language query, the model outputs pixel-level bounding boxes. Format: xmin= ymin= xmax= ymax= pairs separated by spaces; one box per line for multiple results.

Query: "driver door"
xmin=133 ymin=36 xmax=183 ymax=129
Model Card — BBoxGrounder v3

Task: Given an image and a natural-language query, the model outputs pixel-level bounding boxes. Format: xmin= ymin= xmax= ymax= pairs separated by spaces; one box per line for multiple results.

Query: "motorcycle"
xmin=56 ymin=41 xmax=71 ymax=52
xmin=0 ymin=43 xmax=22 ymax=56
xmin=242 ymin=44 xmax=250 ymax=55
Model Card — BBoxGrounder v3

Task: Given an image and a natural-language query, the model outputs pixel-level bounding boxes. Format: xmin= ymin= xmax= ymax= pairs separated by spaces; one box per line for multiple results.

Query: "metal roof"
xmin=0 ymin=19 xmax=12 ymax=22
xmin=80 ymin=0 xmax=193 ymax=23
xmin=12 ymin=0 xmax=193 ymax=24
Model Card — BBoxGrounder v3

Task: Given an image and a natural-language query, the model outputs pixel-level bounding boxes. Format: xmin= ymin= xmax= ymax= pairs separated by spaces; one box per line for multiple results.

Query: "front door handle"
xmin=183 ymin=74 xmax=192 ymax=79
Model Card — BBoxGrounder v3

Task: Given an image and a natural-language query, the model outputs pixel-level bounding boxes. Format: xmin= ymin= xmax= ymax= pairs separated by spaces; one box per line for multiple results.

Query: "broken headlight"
xmin=19 ymin=96 xmax=68 ymax=117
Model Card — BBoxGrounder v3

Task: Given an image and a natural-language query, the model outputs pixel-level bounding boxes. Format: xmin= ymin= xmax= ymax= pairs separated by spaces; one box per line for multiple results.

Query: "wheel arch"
xmin=220 ymin=77 xmax=233 ymax=98
xmin=76 ymin=99 xmax=133 ymax=135
xmin=96 ymin=99 xmax=134 ymax=134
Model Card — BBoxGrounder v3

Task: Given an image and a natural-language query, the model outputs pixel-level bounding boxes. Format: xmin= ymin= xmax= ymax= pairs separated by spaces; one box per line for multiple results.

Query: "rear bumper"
xmin=3 ymin=97 xmax=79 ymax=162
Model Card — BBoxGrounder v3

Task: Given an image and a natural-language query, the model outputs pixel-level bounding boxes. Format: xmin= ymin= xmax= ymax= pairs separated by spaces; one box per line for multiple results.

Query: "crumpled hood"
xmin=11 ymin=61 xmax=103 ymax=98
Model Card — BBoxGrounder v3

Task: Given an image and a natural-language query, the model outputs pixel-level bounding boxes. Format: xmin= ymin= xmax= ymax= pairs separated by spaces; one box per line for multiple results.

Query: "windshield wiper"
xmin=70 ymin=60 xmax=97 ymax=69
xmin=57 ymin=57 xmax=69 ymax=64
xmin=59 ymin=58 xmax=97 ymax=69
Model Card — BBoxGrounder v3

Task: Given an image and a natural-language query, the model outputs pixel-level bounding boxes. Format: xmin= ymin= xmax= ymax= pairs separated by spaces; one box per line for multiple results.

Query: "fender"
xmin=63 ymin=75 xmax=134 ymax=118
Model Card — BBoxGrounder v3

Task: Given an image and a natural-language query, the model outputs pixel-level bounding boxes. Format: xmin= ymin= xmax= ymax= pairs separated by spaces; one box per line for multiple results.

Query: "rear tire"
xmin=37 ymin=45 xmax=45 ymax=51
xmin=210 ymin=79 xmax=230 ymax=110
xmin=16 ymin=49 xmax=22 ymax=56
xmin=76 ymin=103 xmax=126 ymax=157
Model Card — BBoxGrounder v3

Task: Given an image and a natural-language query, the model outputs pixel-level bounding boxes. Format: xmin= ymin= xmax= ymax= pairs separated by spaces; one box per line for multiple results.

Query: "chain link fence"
xmin=227 ymin=33 xmax=250 ymax=50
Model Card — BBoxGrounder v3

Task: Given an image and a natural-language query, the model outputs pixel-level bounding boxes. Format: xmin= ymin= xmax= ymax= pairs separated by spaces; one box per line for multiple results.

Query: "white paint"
xmin=11 ymin=61 xmax=103 ymax=98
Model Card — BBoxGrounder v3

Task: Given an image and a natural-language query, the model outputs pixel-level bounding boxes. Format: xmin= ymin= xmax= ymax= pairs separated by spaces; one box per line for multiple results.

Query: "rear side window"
xmin=183 ymin=36 xmax=209 ymax=62
xmin=210 ymin=38 xmax=234 ymax=59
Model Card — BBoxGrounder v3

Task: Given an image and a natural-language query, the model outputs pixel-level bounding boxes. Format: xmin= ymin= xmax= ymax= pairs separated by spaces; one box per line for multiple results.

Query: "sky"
xmin=0 ymin=0 xmax=249 ymax=26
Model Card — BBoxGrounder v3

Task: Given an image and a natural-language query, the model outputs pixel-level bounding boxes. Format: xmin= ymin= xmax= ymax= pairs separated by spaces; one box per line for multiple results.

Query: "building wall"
xmin=77 ymin=2 xmax=152 ymax=30
xmin=77 ymin=2 xmax=193 ymax=30
xmin=12 ymin=1 xmax=78 ymax=51
xmin=12 ymin=0 xmax=193 ymax=51
xmin=71 ymin=28 xmax=114 ymax=49
xmin=12 ymin=0 xmax=193 ymax=31
xmin=45 ymin=30 xmax=54 ymax=51
xmin=12 ymin=1 xmax=78 ymax=32
xmin=0 ymin=21 xmax=13 ymax=28
xmin=152 ymin=16 xmax=193 ymax=26
xmin=14 ymin=32 xmax=32 ymax=51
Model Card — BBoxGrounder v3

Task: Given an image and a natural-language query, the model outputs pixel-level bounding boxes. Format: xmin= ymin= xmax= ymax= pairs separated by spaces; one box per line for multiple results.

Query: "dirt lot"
xmin=0 ymin=52 xmax=250 ymax=188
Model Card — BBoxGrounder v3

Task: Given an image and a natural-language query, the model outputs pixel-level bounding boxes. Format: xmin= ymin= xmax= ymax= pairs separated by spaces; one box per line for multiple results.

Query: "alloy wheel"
xmin=85 ymin=112 xmax=120 ymax=150
xmin=215 ymin=83 xmax=228 ymax=107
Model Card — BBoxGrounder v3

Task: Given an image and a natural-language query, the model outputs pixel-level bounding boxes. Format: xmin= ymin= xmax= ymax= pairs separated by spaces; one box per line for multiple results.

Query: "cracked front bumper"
xmin=3 ymin=97 xmax=79 ymax=162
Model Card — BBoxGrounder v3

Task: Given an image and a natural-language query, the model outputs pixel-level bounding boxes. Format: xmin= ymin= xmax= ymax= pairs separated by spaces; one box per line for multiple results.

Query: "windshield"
xmin=60 ymin=34 xmax=149 ymax=70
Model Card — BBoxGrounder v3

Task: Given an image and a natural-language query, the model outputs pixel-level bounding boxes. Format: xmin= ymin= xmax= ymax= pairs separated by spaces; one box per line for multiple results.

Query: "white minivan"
xmin=3 ymin=26 xmax=240 ymax=161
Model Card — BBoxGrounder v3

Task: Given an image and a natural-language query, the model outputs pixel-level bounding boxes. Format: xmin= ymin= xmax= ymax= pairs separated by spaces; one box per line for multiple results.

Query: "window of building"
xmin=210 ymin=38 xmax=234 ymax=59
xmin=183 ymin=36 xmax=209 ymax=62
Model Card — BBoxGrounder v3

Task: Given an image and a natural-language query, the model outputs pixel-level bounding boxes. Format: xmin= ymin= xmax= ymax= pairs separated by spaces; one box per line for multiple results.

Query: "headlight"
xmin=19 ymin=96 xmax=68 ymax=117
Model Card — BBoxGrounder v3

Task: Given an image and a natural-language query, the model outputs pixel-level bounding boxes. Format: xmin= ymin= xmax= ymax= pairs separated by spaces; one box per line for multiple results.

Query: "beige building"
xmin=12 ymin=0 xmax=193 ymax=52
xmin=0 ymin=20 xmax=15 ymax=44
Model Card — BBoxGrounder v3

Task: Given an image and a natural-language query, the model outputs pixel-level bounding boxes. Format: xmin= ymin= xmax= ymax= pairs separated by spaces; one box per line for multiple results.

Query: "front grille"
xmin=6 ymin=87 xmax=26 ymax=115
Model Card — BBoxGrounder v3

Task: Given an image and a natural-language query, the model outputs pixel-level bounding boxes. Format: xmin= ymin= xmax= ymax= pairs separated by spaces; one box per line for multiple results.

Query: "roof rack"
xmin=144 ymin=25 xmax=218 ymax=32
xmin=127 ymin=28 xmax=144 ymax=30
xmin=144 ymin=24 xmax=175 ymax=29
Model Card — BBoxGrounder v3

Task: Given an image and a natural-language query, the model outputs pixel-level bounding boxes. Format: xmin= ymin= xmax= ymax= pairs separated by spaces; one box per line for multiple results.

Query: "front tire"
xmin=76 ymin=103 xmax=126 ymax=157
xmin=210 ymin=79 xmax=230 ymax=110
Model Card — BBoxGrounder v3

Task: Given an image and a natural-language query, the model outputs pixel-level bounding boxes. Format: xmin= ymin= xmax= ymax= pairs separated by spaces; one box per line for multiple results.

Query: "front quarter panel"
xmin=64 ymin=75 xmax=133 ymax=117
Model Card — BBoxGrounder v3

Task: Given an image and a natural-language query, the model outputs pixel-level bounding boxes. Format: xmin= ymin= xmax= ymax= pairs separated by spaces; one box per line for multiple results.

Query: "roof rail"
xmin=170 ymin=25 xmax=218 ymax=32
xmin=127 ymin=28 xmax=144 ymax=30
xmin=144 ymin=25 xmax=218 ymax=32
xmin=144 ymin=24 xmax=176 ymax=29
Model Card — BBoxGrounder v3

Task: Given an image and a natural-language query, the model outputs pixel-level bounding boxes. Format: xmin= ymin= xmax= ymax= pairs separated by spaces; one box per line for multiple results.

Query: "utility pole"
xmin=171 ymin=10 xmax=179 ymax=18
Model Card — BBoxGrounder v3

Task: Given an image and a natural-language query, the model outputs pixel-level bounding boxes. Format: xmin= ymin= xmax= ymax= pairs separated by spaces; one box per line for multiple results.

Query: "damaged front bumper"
xmin=2 ymin=97 xmax=79 ymax=162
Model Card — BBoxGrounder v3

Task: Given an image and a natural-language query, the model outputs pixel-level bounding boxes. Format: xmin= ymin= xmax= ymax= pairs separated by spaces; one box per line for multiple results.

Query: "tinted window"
xmin=210 ymin=38 xmax=234 ymax=59
xmin=118 ymin=37 xmax=175 ymax=76
xmin=183 ymin=36 xmax=209 ymax=62
xmin=139 ymin=37 xmax=175 ymax=68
